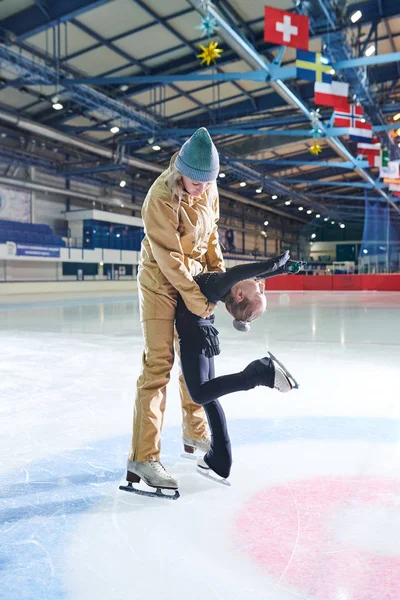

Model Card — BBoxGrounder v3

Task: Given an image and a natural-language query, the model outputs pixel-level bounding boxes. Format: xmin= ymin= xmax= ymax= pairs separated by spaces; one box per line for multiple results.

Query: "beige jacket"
xmin=138 ymin=155 xmax=225 ymax=318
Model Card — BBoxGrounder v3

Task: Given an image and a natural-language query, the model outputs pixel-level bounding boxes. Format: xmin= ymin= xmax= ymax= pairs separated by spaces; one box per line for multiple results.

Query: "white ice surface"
xmin=1 ymin=290 xmax=400 ymax=600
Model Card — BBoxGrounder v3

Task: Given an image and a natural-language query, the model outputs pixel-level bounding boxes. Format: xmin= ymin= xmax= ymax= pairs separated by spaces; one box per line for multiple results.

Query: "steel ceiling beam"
xmin=0 ymin=0 xmax=113 ymax=41
xmin=186 ymin=0 xmax=400 ymax=215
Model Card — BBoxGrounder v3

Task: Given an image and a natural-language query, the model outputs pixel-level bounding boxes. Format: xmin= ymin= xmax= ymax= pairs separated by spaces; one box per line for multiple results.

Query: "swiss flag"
xmin=264 ymin=7 xmax=309 ymax=51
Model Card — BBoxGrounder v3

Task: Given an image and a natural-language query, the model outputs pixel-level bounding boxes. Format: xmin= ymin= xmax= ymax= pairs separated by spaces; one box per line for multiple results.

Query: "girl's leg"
xmin=203 ymin=358 xmax=232 ymax=478
xmin=179 ymin=348 xmax=275 ymax=406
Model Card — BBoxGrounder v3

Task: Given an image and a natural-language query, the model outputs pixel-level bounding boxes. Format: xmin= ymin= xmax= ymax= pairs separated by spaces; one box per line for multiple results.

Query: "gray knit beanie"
xmin=175 ymin=127 xmax=219 ymax=182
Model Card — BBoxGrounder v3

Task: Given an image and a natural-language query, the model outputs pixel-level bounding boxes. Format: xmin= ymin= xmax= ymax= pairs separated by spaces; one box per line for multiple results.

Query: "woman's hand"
xmin=201 ymin=301 xmax=217 ymax=318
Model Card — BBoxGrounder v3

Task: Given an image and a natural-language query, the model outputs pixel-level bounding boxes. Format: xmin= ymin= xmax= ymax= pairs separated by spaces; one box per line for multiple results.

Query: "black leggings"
xmin=179 ymin=343 xmax=275 ymax=478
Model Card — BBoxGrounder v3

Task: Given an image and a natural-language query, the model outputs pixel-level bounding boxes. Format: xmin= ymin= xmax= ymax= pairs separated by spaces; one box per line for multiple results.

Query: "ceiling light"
xmin=240 ymin=182 xmax=247 ymax=187
xmin=52 ymin=98 xmax=63 ymax=110
xmin=324 ymin=217 xmax=329 ymax=221
xmin=285 ymin=200 xmax=291 ymax=205
xmin=219 ymin=172 xmax=226 ymax=178
xmin=393 ymin=113 xmax=400 ymax=121
xmin=398 ymin=143 xmax=400 ymax=148
xmin=360 ymin=117 xmax=366 ymax=123
xmin=119 ymin=180 xmax=126 ymax=188
xmin=365 ymin=45 xmax=375 ymax=57
xmin=350 ymin=10 xmax=362 ymax=23
xmin=272 ymin=194 xmax=278 ymax=199
xmin=121 ymin=204 xmax=124 ymax=208
xmin=316 ymin=213 xmax=321 ymax=218
xmin=110 ymin=126 xmax=120 ymax=134
xmin=100 ymin=262 xmax=104 ymax=266
xmin=120 ymin=84 xmax=129 ymax=92
xmin=331 ymin=220 xmax=335 ymax=224
xmin=309 ymin=241 xmax=313 ymax=246
xmin=0 ymin=132 xmax=7 ymax=138
xmin=261 ymin=231 xmax=267 ymax=237
xmin=307 ymin=209 xmax=312 ymax=214
xmin=152 ymin=145 xmax=161 ymax=151
xmin=363 ymin=249 xmax=368 ymax=254
xmin=256 ymin=187 xmax=262 ymax=193
xmin=340 ymin=223 xmax=345 ymax=228
xmin=298 ymin=206 xmax=304 ymax=211
xmin=311 ymin=233 xmax=316 ymax=239
xmin=264 ymin=220 xmax=269 ymax=226
xmin=330 ymin=68 xmax=335 ymax=75
xmin=320 ymin=56 xmax=329 ymax=65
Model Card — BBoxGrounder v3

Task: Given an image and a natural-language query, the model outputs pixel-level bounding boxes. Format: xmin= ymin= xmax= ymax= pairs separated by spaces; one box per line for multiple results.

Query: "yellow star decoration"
xmin=197 ymin=41 xmax=223 ymax=66
xmin=309 ymin=141 xmax=322 ymax=155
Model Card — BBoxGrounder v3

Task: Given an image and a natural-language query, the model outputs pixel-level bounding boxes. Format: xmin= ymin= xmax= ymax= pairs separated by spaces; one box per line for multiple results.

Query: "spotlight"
xmin=307 ymin=209 xmax=312 ymax=214
xmin=393 ymin=113 xmax=400 ymax=121
xmin=285 ymin=200 xmax=291 ymax=205
xmin=240 ymin=182 xmax=247 ymax=187
xmin=365 ymin=45 xmax=375 ymax=57
xmin=298 ymin=206 xmax=304 ymax=211
xmin=256 ymin=187 xmax=262 ymax=193
xmin=331 ymin=220 xmax=335 ymax=224
xmin=110 ymin=126 xmax=120 ymax=134
xmin=324 ymin=217 xmax=329 ymax=221
xmin=152 ymin=145 xmax=161 ymax=151
xmin=121 ymin=204 xmax=124 ymax=208
xmin=320 ymin=56 xmax=329 ymax=65
xmin=264 ymin=220 xmax=269 ymax=226
xmin=316 ymin=213 xmax=321 ymax=218
xmin=272 ymin=194 xmax=278 ymax=200
xmin=350 ymin=10 xmax=362 ymax=23
xmin=340 ymin=223 xmax=345 ymax=228
xmin=330 ymin=68 xmax=335 ymax=75
xmin=311 ymin=233 xmax=316 ymax=239
xmin=363 ymin=249 xmax=368 ymax=254
xmin=52 ymin=96 xmax=63 ymax=110
xmin=120 ymin=84 xmax=129 ymax=92
xmin=119 ymin=180 xmax=126 ymax=188
xmin=100 ymin=262 xmax=104 ymax=266
xmin=219 ymin=172 xmax=226 ymax=178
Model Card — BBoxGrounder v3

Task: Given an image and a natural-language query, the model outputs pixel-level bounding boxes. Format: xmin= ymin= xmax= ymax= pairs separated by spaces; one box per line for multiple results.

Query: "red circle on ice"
xmin=235 ymin=476 xmax=400 ymax=599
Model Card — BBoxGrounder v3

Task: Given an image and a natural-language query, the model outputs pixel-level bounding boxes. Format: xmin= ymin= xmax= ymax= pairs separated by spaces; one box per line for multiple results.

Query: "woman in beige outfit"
xmin=126 ymin=128 xmax=225 ymax=493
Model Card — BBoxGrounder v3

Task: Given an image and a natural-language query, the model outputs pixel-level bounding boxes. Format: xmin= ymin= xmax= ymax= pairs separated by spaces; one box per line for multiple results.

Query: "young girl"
xmin=176 ymin=250 xmax=305 ymax=483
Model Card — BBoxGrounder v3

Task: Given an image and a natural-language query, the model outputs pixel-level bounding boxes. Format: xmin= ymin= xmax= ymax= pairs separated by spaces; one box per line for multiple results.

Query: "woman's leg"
xmin=129 ymin=319 xmax=174 ymax=462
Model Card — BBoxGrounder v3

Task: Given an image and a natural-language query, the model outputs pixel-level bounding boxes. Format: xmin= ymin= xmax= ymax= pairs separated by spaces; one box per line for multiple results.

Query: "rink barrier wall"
xmin=0 ymin=280 xmax=138 ymax=296
xmin=264 ymin=274 xmax=400 ymax=292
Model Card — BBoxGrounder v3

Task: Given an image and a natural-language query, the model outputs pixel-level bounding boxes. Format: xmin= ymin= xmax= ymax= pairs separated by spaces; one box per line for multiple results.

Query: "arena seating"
xmin=0 ymin=220 xmax=66 ymax=247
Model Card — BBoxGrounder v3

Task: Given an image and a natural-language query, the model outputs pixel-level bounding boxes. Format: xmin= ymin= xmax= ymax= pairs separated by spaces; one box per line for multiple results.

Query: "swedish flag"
xmin=296 ymin=50 xmax=332 ymax=83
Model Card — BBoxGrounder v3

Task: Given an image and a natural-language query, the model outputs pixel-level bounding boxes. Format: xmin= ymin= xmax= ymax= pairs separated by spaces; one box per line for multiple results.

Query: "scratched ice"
xmin=1 ymin=290 xmax=400 ymax=600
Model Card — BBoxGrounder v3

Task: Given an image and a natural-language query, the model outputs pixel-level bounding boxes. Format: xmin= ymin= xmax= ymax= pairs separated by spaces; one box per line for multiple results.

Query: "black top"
xmin=175 ymin=254 xmax=305 ymax=358
xmin=193 ymin=254 xmax=304 ymax=304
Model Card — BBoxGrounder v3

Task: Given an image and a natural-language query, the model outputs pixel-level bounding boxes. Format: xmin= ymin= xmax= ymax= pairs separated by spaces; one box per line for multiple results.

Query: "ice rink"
xmin=1 ymin=289 xmax=400 ymax=600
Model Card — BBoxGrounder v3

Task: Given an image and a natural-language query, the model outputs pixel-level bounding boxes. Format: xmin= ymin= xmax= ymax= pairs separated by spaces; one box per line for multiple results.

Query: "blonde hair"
xmin=224 ymin=291 xmax=265 ymax=323
xmin=164 ymin=161 xmax=216 ymax=242
xmin=164 ymin=162 xmax=185 ymax=199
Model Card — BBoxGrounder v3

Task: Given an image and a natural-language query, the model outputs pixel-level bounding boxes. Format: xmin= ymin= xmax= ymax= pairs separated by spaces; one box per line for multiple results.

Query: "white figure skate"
xmin=119 ymin=460 xmax=180 ymax=500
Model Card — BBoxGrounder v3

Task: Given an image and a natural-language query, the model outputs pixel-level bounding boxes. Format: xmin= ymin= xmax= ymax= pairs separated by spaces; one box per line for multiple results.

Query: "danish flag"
xmin=357 ymin=137 xmax=381 ymax=167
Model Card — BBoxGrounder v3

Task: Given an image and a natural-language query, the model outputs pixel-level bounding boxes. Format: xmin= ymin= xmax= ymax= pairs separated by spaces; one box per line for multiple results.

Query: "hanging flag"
xmin=357 ymin=138 xmax=381 ymax=167
xmin=296 ymin=50 xmax=332 ymax=83
xmin=389 ymin=183 xmax=400 ymax=192
xmin=333 ymin=103 xmax=372 ymax=141
xmin=264 ymin=7 xmax=309 ymax=50
xmin=380 ymin=156 xmax=399 ymax=179
xmin=314 ymin=81 xmax=349 ymax=109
